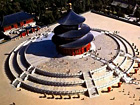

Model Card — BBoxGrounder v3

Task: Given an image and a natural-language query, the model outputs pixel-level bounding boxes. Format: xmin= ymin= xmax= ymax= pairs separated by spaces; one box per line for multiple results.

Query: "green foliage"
xmin=0 ymin=0 xmax=140 ymax=26
xmin=41 ymin=11 xmax=55 ymax=25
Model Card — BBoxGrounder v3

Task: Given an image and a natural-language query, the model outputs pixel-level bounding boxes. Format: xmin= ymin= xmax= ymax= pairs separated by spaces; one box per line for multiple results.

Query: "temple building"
xmin=0 ymin=11 xmax=41 ymax=38
xmin=0 ymin=11 xmax=35 ymax=32
xmin=52 ymin=3 xmax=93 ymax=56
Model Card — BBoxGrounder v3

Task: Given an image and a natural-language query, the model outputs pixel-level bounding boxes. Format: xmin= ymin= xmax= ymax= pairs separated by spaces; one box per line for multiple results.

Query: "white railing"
xmin=90 ymin=65 xmax=107 ymax=73
xmin=97 ymin=77 xmax=121 ymax=90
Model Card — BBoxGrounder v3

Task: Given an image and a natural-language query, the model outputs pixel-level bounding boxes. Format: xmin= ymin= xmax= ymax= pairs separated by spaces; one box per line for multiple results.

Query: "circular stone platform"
xmin=6 ymin=28 xmax=138 ymax=98
xmin=25 ymin=31 xmax=118 ymax=74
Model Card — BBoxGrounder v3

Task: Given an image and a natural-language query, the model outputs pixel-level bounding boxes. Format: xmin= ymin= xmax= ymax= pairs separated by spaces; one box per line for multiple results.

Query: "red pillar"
xmin=20 ymin=21 xmax=24 ymax=26
xmin=4 ymin=26 xmax=12 ymax=31
xmin=75 ymin=49 xmax=77 ymax=55
xmin=74 ymin=49 xmax=76 ymax=55
xmin=87 ymin=44 xmax=89 ymax=49
xmin=79 ymin=49 xmax=81 ymax=54
xmin=88 ymin=43 xmax=89 ymax=48
xmin=77 ymin=49 xmax=80 ymax=55
xmin=72 ymin=49 xmax=75 ymax=55
xmin=76 ymin=49 xmax=79 ymax=55
xmin=77 ymin=49 xmax=79 ymax=55
xmin=81 ymin=47 xmax=84 ymax=54
xmin=88 ymin=43 xmax=91 ymax=51
xmin=14 ymin=24 xmax=18 ymax=28
xmin=87 ymin=44 xmax=90 ymax=51
xmin=79 ymin=48 xmax=81 ymax=54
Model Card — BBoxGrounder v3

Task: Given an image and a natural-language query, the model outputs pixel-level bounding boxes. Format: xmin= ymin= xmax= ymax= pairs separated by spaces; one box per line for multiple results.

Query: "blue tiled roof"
xmin=58 ymin=24 xmax=90 ymax=39
xmin=58 ymin=9 xmax=85 ymax=25
xmin=1 ymin=11 xmax=34 ymax=27
xmin=60 ymin=33 xmax=93 ymax=48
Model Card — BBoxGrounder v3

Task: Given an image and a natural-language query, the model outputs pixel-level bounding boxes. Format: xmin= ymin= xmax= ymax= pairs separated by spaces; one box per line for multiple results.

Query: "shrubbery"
xmin=0 ymin=0 xmax=140 ymax=26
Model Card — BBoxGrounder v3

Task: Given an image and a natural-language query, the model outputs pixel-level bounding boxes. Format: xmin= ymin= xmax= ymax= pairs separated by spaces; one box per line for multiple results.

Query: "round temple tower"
xmin=52 ymin=3 xmax=93 ymax=56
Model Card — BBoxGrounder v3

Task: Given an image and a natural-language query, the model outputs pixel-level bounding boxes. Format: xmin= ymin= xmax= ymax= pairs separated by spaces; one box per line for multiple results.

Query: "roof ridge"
xmin=4 ymin=11 xmax=24 ymax=18
xmin=2 ymin=11 xmax=34 ymax=27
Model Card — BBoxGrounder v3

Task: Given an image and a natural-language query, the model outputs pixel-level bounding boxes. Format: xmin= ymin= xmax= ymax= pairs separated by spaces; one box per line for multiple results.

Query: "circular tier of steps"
xmin=88 ymin=31 xmax=136 ymax=91
xmin=7 ymin=31 xmax=138 ymax=98
xmin=7 ymin=35 xmax=87 ymax=97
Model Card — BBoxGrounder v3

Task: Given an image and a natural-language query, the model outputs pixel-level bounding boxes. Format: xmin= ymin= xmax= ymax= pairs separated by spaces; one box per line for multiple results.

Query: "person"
xmin=98 ymin=47 xmax=101 ymax=50
xmin=81 ymin=98 xmax=84 ymax=100
xmin=92 ymin=92 xmax=96 ymax=95
xmin=67 ymin=69 xmax=70 ymax=74
xmin=128 ymin=91 xmax=130 ymax=95
xmin=77 ymin=93 xmax=80 ymax=98
xmin=18 ymin=89 xmax=21 ymax=91
xmin=43 ymin=93 xmax=46 ymax=98
xmin=112 ymin=97 xmax=115 ymax=100
xmin=133 ymin=94 xmax=135 ymax=98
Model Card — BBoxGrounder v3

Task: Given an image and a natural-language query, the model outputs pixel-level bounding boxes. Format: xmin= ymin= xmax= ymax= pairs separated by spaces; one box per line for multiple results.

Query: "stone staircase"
xmin=83 ymin=72 xmax=99 ymax=98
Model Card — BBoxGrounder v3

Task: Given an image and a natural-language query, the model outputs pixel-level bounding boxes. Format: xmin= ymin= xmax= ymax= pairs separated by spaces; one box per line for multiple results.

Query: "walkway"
xmin=83 ymin=72 xmax=99 ymax=98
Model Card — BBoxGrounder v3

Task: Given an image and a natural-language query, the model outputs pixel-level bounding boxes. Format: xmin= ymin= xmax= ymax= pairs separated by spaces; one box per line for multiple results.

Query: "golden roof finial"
xmin=69 ymin=3 xmax=72 ymax=9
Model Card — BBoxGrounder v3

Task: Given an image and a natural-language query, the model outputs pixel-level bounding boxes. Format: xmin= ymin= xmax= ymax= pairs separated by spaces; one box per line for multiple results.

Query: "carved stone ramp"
xmin=83 ymin=72 xmax=99 ymax=98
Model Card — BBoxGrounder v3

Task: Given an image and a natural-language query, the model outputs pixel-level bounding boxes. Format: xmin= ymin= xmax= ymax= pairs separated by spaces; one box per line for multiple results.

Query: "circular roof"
xmin=60 ymin=33 xmax=93 ymax=48
xmin=58 ymin=9 xmax=85 ymax=25
xmin=57 ymin=24 xmax=90 ymax=39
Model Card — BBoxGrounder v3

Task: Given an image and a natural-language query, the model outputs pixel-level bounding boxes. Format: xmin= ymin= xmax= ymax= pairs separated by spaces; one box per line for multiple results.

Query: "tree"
xmin=85 ymin=0 xmax=91 ymax=11
xmin=41 ymin=11 xmax=55 ymax=25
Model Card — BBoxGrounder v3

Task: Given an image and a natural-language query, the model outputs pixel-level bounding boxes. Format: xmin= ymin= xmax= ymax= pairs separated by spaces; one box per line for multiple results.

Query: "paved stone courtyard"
xmin=27 ymin=32 xmax=118 ymax=74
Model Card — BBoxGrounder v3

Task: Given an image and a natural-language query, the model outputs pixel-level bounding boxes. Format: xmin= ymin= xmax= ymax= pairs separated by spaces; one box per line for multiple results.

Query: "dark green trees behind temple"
xmin=0 ymin=0 xmax=140 ymax=26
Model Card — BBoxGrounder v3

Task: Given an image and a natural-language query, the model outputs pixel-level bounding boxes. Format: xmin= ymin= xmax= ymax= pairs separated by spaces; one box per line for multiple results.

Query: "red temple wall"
xmin=20 ymin=21 xmax=24 ymax=26
xmin=26 ymin=19 xmax=34 ymax=24
xmin=3 ymin=18 xmax=34 ymax=32
xmin=57 ymin=43 xmax=91 ymax=56
xmin=3 ymin=26 xmax=12 ymax=31
xmin=13 ymin=23 xmax=18 ymax=28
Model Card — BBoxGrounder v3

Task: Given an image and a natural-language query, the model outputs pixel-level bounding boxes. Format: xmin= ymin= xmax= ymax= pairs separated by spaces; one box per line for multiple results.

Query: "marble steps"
xmin=21 ymin=80 xmax=87 ymax=95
